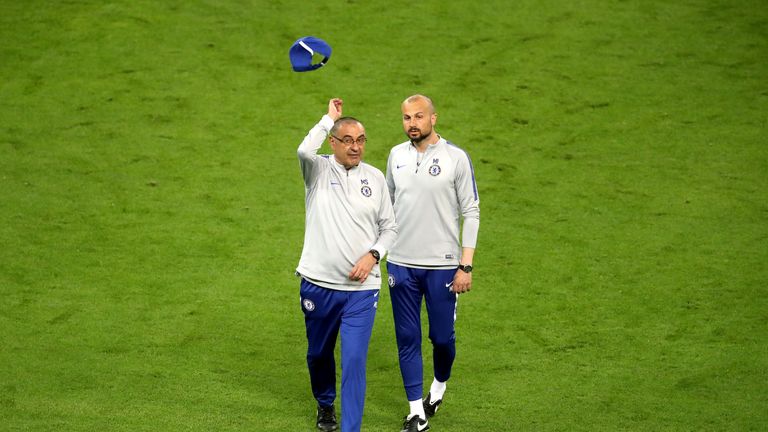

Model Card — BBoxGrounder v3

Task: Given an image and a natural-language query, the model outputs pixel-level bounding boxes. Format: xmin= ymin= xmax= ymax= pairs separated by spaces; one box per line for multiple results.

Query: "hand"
xmin=328 ymin=98 xmax=343 ymax=121
xmin=451 ymin=269 xmax=472 ymax=294
xmin=348 ymin=252 xmax=377 ymax=283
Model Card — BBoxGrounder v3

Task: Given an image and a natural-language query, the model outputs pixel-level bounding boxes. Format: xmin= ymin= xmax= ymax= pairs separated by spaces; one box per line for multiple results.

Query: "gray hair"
xmin=330 ymin=117 xmax=364 ymax=136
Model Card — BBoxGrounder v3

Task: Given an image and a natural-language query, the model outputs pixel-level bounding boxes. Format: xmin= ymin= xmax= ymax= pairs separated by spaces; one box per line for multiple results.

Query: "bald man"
xmin=385 ymin=95 xmax=480 ymax=432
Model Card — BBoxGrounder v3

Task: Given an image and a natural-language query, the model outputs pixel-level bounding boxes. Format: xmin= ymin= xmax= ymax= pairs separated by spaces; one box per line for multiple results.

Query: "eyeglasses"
xmin=332 ymin=135 xmax=367 ymax=146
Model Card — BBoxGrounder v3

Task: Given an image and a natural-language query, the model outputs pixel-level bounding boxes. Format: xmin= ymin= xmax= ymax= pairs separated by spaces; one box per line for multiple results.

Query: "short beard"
xmin=407 ymin=128 xmax=431 ymax=144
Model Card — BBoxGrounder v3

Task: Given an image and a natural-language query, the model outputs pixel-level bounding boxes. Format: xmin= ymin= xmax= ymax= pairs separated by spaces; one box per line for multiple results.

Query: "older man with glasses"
xmin=295 ymin=98 xmax=397 ymax=432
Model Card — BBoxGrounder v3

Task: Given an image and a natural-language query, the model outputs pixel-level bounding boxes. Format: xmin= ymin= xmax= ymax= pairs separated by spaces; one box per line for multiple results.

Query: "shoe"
xmin=400 ymin=414 xmax=430 ymax=432
xmin=316 ymin=404 xmax=338 ymax=431
xmin=422 ymin=392 xmax=442 ymax=418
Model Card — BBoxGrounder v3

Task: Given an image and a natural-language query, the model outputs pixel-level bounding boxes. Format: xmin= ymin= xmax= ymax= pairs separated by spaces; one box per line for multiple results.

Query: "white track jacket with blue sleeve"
xmin=296 ymin=115 xmax=397 ymax=291
xmin=386 ymin=137 xmax=479 ymax=268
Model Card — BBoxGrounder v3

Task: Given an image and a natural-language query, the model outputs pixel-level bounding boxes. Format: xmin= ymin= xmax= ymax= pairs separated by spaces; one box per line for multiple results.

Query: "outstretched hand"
xmin=328 ymin=98 xmax=343 ymax=121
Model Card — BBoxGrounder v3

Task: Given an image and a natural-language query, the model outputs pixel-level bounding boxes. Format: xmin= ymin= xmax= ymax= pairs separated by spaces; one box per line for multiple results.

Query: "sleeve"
xmin=371 ymin=172 xmax=398 ymax=258
xmin=297 ymin=115 xmax=335 ymax=186
xmin=455 ymin=150 xmax=480 ymax=248
xmin=385 ymin=148 xmax=396 ymax=204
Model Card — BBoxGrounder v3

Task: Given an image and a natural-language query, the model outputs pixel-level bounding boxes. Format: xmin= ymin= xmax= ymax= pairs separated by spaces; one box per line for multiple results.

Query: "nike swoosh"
xmin=445 ymin=282 xmax=454 ymax=289
xmin=417 ymin=420 xmax=429 ymax=431
xmin=396 ymin=164 xmax=407 ymax=169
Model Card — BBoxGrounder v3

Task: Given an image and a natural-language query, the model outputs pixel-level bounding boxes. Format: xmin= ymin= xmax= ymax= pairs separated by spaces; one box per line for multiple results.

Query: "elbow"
xmin=297 ymin=146 xmax=313 ymax=161
xmin=463 ymin=207 xmax=480 ymax=221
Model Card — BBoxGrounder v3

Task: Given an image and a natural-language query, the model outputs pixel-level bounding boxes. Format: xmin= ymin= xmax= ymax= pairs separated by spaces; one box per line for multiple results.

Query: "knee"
xmin=343 ymin=350 xmax=368 ymax=371
xmin=307 ymin=348 xmax=333 ymax=366
xmin=396 ymin=326 xmax=421 ymax=348
xmin=429 ymin=332 xmax=455 ymax=350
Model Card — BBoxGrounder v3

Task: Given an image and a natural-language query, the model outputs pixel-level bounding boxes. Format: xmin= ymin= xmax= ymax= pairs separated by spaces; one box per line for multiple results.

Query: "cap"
xmin=288 ymin=36 xmax=332 ymax=72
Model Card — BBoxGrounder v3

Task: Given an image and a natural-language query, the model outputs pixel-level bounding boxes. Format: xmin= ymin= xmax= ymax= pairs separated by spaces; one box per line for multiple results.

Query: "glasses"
xmin=332 ymin=135 xmax=367 ymax=146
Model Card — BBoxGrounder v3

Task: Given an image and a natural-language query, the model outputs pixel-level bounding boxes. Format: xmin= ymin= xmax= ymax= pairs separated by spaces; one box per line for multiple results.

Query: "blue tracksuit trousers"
xmin=300 ymin=279 xmax=378 ymax=432
xmin=386 ymin=263 xmax=458 ymax=401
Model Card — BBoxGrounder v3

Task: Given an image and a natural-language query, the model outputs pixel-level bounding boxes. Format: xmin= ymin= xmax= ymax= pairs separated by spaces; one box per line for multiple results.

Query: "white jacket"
xmin=386 ymin=137 xmax=479 ymax=268
xmin=296 ymin=115 xmax=397 ymax=290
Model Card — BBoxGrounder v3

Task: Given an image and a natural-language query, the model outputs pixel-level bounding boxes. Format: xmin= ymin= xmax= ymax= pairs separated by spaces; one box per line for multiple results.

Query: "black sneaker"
xmin=422 ymin=392 xmax=442 ymax=418
xmin=400 ymin=414 xmax=430 ymax=432
xmin=316 ymin=404 xmax=338 ymax=431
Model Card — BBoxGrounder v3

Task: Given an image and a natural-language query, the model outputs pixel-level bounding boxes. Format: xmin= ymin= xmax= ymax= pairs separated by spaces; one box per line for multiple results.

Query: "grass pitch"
xmin=1 ymin=1 xmax=766 ymax=431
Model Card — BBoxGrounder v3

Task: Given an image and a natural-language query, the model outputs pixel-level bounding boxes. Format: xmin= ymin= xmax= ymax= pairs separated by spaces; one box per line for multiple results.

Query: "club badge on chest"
xmin=429 ymin=158 xmax=441 ymax=176
xmin=360 ymin=178 xmax=372 ymax=197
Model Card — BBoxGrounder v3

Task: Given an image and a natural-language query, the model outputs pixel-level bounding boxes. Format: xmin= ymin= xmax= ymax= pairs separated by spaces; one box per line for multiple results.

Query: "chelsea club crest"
xmin=428 ymin=158 xmax=441 ymax=176
xmin=302 ymin=298 xmax=315 ymax=312
xmin=360 ymin=178 xmax=372 ymax=197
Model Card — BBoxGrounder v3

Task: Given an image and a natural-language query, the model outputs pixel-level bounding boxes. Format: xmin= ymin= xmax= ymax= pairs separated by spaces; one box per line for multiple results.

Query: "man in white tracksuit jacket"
xmin=296 ymin=98 xmax=397 ymax=432
xmin=386 ymin=94 xmax=480 ymax=432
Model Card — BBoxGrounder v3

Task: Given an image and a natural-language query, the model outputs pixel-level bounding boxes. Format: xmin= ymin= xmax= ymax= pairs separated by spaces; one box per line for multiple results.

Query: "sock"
xmin=409 ymin=399 xmax=426 ymax=420
xmin=429 ymin=378 xmax=447 ymax=403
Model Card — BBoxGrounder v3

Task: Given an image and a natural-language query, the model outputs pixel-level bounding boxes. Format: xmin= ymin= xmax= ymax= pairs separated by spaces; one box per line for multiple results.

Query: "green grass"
xmin=1 ymin=0 xmax=766 ymax=430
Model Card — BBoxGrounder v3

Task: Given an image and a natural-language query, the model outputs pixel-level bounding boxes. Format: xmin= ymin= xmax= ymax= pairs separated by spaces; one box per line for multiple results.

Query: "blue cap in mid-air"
xmin=289 ymin=36 xmax=332 ymax=72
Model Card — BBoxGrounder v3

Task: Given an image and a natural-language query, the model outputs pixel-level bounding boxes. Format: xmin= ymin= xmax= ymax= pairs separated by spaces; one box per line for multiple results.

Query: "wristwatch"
xmin=369 ymin=249 xmax=380 ymax=264
xmin=458 ymin=264 xmax=473 ymax=273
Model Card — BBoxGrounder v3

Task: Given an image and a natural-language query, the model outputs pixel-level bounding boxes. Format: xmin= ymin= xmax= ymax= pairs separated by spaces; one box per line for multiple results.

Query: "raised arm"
xmin=297 ymin=99 xmax=344 ymax=185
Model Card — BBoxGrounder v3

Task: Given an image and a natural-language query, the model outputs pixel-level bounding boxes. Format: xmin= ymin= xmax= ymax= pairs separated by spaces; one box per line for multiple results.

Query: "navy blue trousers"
xmin=386 ymin=263 xmax=458 ymax=401
xmin=300 ymin=279 xmax=378 ymax=432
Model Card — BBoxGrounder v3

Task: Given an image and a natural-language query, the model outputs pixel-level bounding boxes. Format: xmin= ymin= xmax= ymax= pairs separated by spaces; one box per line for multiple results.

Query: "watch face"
xmin=461 ymin=265 xmax=472 ymax=273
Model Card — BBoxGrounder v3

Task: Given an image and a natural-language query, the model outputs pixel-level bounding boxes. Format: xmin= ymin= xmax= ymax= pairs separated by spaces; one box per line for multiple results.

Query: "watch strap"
xmin=369 ymin=249 xmax=380 ymax=263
